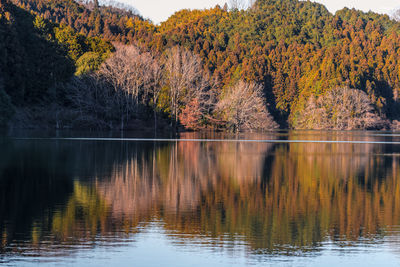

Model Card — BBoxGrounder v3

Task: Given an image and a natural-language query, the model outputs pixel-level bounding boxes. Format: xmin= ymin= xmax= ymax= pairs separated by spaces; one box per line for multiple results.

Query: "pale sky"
xmin=122 ymin=0 xmax=400 ymax=24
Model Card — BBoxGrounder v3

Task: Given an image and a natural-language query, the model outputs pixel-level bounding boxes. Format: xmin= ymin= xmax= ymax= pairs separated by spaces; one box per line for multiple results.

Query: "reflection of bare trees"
xmin=4 ymin=132 xmax=400 ymax=256
xmin=96 ymin=137 xmax=275 ymax=220
xmin=97 ymin=155 xmax=160 ymax=220
xmin=93 ymin=132 xmax=400 ymax=252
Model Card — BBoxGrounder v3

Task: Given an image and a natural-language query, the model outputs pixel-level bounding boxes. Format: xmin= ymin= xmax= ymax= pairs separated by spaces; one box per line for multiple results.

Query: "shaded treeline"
xmin=0 ymin=0 xmax=113 ymax=128
xmin=2 ymin=133 xmax=400 ymax=255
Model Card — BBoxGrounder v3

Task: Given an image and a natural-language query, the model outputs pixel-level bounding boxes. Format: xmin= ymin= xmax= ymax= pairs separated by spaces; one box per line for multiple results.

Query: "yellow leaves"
xmin=156 ymin=85 xmax=172 ymax=114
xmin=125 ymin=17 xmax=134 ymax=29
xmin=1 ymin=229 xmax=7 ymax=248
xmin=31 ymin=223 xmax=42 ymax=246
xmin=4 ymin=11 xmax=11 ymax=21
xmin=134 ymin=18 xmax=156 ymax=33
xmin=51 ymin=181 xmax=110 ymax=239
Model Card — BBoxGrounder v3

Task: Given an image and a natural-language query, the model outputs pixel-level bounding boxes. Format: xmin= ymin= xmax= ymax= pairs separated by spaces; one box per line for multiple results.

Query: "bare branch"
xmin=295 ymin=87 xmax=387 ymax=130
xmin=215 ymin=80 xmax=278 ymax=132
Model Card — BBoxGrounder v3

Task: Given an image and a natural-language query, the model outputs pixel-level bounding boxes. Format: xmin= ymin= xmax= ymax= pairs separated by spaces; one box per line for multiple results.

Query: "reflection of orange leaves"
xmin=18 ymin=133 xmax=400 ymax=252
xmin=178 ymin=140 xmax=200 ymax=171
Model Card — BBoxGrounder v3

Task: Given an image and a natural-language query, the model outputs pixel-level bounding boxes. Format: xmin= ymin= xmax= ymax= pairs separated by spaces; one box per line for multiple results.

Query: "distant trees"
xmin=7 ymin=0 xmax=400 ymax=130
xmin=63 ymin=45 xmax=211 ymax=130
xmin=13 ymin=0 xmax=151 ymax=44
xmin=0 ymin=0 xmax=112 ymax=103
xmin=294 ymin=87 xmax=387 ymax=130
xmin=228 ymin=0 xmax=253 ymax=10
xmin=61 ymin=44 xmax=281 ymax=132
xmin=152 ymin=1 xmax=400 ymax=127
xmin=392 ymin=9 xmax=400 ymax=21
xmin=216 ymin=81 xmax=278 ymax=132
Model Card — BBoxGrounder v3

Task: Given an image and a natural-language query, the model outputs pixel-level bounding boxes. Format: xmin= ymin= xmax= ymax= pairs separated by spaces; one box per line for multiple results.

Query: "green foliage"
xmin=0 ymin=0 xmax=113 ymax=107
xmin=75 ymin=52 xmax=103 ymax=75
xmin=151 ymin=0 xmax=400 ymax=126
xmin=7 ymin=0 xmax=400 ymax=129
xmin=0 ymin=0 xmax=74 ymax=103
xmin=13 ymin=0 xmax=155 ymax=43
xmin=54 ymin=25 xmax=88 ymax=61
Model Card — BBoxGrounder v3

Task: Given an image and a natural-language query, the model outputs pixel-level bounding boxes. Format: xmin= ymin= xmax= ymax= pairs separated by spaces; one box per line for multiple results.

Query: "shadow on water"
xmin=1 ymin=131 xmax=400 ymax=263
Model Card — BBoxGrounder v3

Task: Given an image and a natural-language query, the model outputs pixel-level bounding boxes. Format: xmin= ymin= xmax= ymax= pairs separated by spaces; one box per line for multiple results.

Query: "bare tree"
xmin=64 ymin=74 xmax=120 ymax=128
xmin=228 ymin=0 xmax=253 ymax=10
xmin=164 ymin=46 xmax=207 ymax=128
xmin=149 ymin=59 xmax=164 ymax=130
xmin=65 ymin=44 xmax=162 ymax=130
xmin=295 ymin=87 xmax=387 ymax=130
xmin=392 ymin=9 xmax=400 ymax=21
xmin=216 ymin=81 xmax=278 ymax=132
xmin=99 ymin=44 xmax=155 ymax=129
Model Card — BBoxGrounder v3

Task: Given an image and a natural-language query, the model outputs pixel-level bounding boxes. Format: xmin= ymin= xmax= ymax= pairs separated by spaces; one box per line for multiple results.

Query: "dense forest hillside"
xmin=2 ymin=0 xmax=400 ymax=131
xmin=12 ymin=0 xmax=155 ymax=42
xmin=152 ymin=1 xmax=400 ymax=127
xmin=0 ymin=0 xmax=112 ymax=126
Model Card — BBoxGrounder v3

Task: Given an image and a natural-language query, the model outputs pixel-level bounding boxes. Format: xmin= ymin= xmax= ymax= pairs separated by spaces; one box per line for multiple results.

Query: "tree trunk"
xmin=154 ymin=109 xmax=157 ymax=133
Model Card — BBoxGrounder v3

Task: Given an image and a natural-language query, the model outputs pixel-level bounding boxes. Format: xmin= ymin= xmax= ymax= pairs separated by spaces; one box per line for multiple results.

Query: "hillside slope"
xmin=0 ymin=0 xmax=113 ymax=126
xmin=4 ymin=0 xmax=400 ymax=129
xmin=153 ymin=0 xmax=400 ymax=126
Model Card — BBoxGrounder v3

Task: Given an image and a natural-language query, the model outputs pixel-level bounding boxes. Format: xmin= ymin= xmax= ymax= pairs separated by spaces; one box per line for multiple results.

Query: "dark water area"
xmin=2 ymin=131 xmax=400 ymax=266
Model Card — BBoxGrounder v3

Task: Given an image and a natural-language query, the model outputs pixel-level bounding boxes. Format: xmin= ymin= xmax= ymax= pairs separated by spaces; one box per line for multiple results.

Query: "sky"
xmin=122 ymin=0 xmax=400 ymax=24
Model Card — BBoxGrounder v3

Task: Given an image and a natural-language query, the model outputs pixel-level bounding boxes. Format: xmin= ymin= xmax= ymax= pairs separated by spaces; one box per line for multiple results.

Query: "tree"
xmin=148 ymin=57 xmax=163 ymax=130
xmin=164 ymin=46 xmax=207 ymax=128
xmin=75 ymin=52 xmax=103 ymax=75
xmin=179 ymin=98 xmax=203 ymax=130
xmin=392 ymin=9 xmax=400 ymax=21
xmin=93 ymin=0 xmax=99 ymax=13
xmin=228 ymin=0 xmax=249 ymax=10
xmin=216 ymin=81 xmax=278 ymax=132
xmin=94 ymin=15 xmax=103 ymax=34
xmin=295 ymin=87 xmax=387 ymax=130
xmin=99 ymin=44 xmax=155 ymax=129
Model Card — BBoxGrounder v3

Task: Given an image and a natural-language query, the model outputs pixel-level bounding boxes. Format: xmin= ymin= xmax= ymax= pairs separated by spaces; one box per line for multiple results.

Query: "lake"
xmin=1 ymin=130 xmax=400 ymax=266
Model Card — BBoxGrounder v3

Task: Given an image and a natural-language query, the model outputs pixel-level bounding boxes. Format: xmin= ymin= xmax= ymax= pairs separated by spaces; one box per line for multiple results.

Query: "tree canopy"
xmin=3 ymin=0 xmax=400 ymax=130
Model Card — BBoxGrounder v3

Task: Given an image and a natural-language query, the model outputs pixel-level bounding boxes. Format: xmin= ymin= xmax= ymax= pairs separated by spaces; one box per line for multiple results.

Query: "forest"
xmin=2 ymin=0 xmax=400 ymax=131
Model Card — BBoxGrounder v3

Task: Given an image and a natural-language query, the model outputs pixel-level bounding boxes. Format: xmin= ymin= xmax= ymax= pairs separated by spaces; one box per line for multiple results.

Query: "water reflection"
xmin=1 ymin=132 xmax=400 ymax=264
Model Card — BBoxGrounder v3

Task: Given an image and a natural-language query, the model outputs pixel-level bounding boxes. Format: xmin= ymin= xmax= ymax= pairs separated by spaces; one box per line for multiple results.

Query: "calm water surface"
xmin=2 ymin=131 xmax=400 ymax=266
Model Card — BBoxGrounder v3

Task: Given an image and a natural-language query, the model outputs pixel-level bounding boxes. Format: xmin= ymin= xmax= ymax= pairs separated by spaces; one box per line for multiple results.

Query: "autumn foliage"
xmin=4 ymin=0 xmax=400 ymax=130
xmin=179 ymin=98 xmax=203 ymax=130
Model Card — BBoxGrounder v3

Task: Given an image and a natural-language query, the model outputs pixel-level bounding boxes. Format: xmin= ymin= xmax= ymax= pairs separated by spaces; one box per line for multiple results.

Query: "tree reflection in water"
xmin=1 ymin=131 xmax=400 ymax=260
